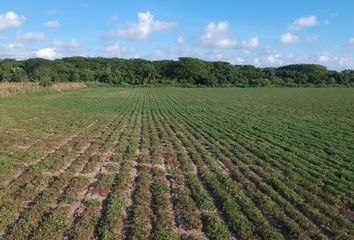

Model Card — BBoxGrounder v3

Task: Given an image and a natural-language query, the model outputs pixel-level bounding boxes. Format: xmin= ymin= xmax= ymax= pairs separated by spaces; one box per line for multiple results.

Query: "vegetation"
xmin=0 ymin=82 xmax=86 ymax=97
xmin=0 ymin=87 xmax=353 ymax=239
xmin=0 ymin=57 xmax=353 ymax=87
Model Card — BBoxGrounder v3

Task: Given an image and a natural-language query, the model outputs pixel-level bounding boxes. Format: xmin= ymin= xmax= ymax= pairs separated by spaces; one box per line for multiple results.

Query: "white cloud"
xmin=148 ymin=49 xmax=166 ymax=60
xmin=338 ymin=56 xmax=354 ymax=69
xmin=35 ymin=48 xmax=58 ymax=59
xmin=254 ymin=58 xmax=261 ymax=67
xmin=177 ymin=35 xmax=185 ymax=44
xmin=266 ymin=53 xmax=282 ymax=65
xmin=8 ymin=43 xmax=24 ymax=49
xmin=252 ymin=50 xmax=354 ymax=69
xmin=318 ymin=53 xmax=330 ymax=63
xmin=205 ymin=50 xmax=224 ymax=61
xmin=51 ymin=40 xmax=63 ymax=48
xmin=230 ymin=56 xmax=246 ymax=64
xmin=306 ymin=36 xmax=319 ymax=43
xmin=349 ymin=37 xmax=354 ymax=46
xmin=104 ymin=44 xmax=134 ymax=56
xmin=241 ymin=37 xmax=259 ymax=48
xmin=289 ymin=15 xmax=318 ymax=31
xmin=0 ymin=43 xmax=31 ymax=59
xmin=200 ymin=21 xmax=236 ymax=49
xmin=279 ymin=32 xmax=300 ymax=44
xmin=17 ymin=32 xmax=45 ymax=41
xmin=144 ymin=46 xmax=198 ymax=61
xmin=49 ymin=39 xmax=82 ymax=57
xmin=256 ymin=49 xmax=284 ymax=66
xmin=66 ymin=39 xmax=81 ymax=51
xmin=44 ymin=20 xmax=60 ymax=28
xmin=312 ymin=53 xmax=354 ymax=69
xmin=0 ymin=11 xmax=25 ymax=32
xmin=109 ymin=11 xmax=175 ymax=40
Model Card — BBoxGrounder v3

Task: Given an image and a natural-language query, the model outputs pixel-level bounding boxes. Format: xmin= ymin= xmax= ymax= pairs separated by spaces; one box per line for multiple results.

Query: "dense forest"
xmin=0 ymin=57 xmax=353 ymax=87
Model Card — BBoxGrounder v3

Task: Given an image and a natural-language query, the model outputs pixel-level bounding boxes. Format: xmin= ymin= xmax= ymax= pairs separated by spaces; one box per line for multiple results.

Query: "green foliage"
xmin=38 ymin=79 xmax=53 ymax=87
xmin=98 ymin=194 xmax=126 ymax=240
xmin=202 ymin=214 xmax=233 ymax=240
xmin=10 ymin=67 xmax=28 ymax=82
xmin=0 ymin=57 xmax=353 ymax=86
xmin=0 ymin=88 xmax=353 ymax=240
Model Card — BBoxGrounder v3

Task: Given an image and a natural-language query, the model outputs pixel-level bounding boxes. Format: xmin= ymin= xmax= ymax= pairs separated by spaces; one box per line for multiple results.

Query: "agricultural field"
xmin=0 ymin=87 xmax=353 ymax=240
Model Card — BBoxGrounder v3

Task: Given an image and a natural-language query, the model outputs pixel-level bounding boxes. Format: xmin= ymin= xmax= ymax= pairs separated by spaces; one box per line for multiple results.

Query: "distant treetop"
xmin=0 ymin=57 xmax=353 ymax=87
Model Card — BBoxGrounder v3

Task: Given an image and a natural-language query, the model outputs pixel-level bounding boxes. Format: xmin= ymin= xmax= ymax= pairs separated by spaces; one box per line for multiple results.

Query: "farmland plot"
xmin=0 ymin=87 xmax=353 ymax=240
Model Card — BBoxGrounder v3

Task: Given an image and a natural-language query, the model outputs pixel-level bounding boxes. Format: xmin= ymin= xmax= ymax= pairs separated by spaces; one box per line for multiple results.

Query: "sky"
xmin=0 ymin=0 xmax=354 ymax=70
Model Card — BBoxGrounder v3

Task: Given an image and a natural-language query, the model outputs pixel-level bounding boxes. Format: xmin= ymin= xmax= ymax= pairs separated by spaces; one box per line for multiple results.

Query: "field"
xmin=0 ymin=87 xmax=353 ymax=240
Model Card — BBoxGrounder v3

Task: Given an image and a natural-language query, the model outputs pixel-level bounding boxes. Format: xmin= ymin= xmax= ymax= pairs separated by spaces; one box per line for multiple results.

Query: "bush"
xmin=39 ymin=79 xmax=53 ymax=87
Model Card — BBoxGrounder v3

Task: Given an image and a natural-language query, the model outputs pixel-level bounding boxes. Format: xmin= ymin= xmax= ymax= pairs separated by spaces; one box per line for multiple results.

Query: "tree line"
xmin=0 ymin=57 xmax=353 ymax=87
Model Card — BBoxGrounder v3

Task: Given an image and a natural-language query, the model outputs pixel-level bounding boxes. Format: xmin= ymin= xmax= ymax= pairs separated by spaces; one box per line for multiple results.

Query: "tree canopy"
xmin=0 ymin=57 xmax=353 ymax=87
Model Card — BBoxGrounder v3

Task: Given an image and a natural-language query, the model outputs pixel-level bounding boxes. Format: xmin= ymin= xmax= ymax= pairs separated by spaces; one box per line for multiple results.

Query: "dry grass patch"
xmin=0 ymin=82 xmax=86 ymax=97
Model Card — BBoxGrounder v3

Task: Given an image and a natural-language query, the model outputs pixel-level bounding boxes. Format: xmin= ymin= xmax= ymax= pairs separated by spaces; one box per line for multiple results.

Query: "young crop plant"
xmin=0 ymin=88 xmax=353 ymax=240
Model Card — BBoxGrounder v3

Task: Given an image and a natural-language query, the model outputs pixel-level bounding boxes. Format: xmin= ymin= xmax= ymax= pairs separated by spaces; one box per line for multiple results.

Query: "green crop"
xmin=0 ymin=87 xmax=353 ymax=239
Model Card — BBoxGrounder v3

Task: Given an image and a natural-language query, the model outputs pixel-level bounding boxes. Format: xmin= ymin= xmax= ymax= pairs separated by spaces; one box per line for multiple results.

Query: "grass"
xmin=0 ymin=82 xmax=86 ymax=97
xmin=0 ymin=87 xmax=353 ymax=239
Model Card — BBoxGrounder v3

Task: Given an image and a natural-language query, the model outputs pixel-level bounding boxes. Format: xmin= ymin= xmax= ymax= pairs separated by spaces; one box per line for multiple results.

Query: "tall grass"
xmin=0 ymin=82 xmax=86 ymax=97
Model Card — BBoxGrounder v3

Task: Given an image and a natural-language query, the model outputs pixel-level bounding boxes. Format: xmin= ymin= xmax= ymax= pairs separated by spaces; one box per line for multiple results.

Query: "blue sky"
xmin=0 ymin=0 xmax=353 ymax=69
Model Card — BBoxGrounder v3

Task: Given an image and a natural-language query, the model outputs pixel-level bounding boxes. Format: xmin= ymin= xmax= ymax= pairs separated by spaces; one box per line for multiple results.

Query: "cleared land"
xmin=0 ymin=88 xmax=353 ymax=240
